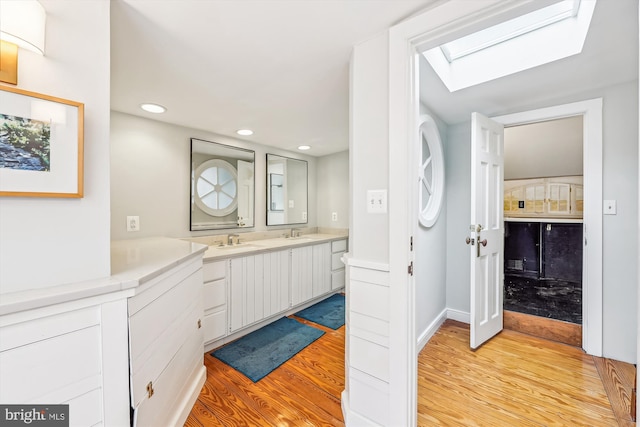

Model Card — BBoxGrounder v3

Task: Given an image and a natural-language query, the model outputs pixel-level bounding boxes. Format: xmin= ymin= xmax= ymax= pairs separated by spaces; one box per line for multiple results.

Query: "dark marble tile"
xmin=504 ymin=275 xmax=582 ymax=324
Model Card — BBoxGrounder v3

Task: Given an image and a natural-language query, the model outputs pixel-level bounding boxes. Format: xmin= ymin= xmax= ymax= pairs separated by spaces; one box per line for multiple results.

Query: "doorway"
xmin=502 ymin=117 xmax=585 ymax=346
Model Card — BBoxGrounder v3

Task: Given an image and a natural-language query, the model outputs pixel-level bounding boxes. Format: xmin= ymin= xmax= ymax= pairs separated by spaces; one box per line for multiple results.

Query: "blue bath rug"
xmin=211 ymin=317 xmax=324 ymax=382
xmin=295 ymin=293 xmax=345 ymax=329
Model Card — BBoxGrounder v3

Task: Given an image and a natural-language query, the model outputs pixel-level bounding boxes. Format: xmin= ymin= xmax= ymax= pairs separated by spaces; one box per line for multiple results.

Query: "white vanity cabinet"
xmin=0 ymin=294 xmax=131 ymax=427
xmin=229 ymin=250 xmax=290 ymax=332
xmin=127 ymin=256 xmax=205 ymax=427
xmin=331 ymin=239 xmax=347 ymax=290
xmin=203 ymin=260 xmax=228 ymax=344
xmin=291 ymin=245 xmax=313 ymax=306
xmin=312 ymin=243 xmax=332 ymax=297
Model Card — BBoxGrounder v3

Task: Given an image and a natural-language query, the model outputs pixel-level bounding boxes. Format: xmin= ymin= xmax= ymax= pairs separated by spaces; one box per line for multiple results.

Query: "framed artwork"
xmin=0 ymin=85 xmax=84 ymax=197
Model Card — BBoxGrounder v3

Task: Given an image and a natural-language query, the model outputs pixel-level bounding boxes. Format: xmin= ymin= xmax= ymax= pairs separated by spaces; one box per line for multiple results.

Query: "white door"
xmin=469 ymin=112 xmax=504 ymax=349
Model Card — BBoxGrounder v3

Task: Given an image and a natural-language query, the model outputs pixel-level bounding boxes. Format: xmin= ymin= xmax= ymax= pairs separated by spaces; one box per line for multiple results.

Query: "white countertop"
xmin=0 ymin=237 xmax=207 ymax=317
xmin=111 ymin=237 xmax=208 ymax=286
xmin=201 ymin=233 xmax=348 ymax=260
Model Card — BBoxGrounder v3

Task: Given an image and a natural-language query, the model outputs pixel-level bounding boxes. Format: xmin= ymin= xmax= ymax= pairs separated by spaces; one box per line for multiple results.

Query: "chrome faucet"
xmin=227 ymin=234 xmax=239 ymax=245
xmin=290 ymin=228 xmax=301 ymax=238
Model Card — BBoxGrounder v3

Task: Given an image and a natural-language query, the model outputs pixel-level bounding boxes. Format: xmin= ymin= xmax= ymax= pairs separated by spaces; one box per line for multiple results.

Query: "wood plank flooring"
xmin=185 ymin=318 xmax=635 ymax=426
xmin=185 ymin=316 xmax=345 ymax=426
xmin=418 ymin=320 xmax=633 ymax=426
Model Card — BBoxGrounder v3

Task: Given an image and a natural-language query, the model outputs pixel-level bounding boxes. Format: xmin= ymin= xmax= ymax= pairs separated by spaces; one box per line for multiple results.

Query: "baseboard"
xmin=417 ymin=309 xmax=447 ymax=352
xmin=341 ymin=390 xmax=384 ymax=427
xmin=446 ymin=308 xmax=470 ymax=324
xmin=172 ymin=365 xmax=206 ymax=427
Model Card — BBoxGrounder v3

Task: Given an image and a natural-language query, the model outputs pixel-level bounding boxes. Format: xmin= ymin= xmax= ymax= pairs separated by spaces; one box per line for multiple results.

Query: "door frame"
xmin=388 ymin=1 xmax=586 ymax=425
xmin=492 ymin=99 xmax=603 ymax=356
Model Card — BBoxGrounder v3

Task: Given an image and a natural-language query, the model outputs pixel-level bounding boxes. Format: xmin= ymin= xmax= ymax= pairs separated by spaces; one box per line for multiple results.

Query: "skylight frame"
xmin=422 ymin=0 xmax=596 ymax=93
xmin=440 ymin=0 xmax=582 ymax=63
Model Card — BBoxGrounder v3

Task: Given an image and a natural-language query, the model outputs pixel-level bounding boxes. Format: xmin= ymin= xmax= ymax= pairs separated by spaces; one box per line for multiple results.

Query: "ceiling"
xmin=111 ymin=0 xmax=638 ymax=157
xmin=419 ymin=0 xmax=638 ymax=125
xmin=110 ymin=0 xmax=435 ymax=157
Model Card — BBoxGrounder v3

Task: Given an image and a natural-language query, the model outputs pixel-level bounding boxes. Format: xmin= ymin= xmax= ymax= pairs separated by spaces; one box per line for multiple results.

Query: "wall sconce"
xmin=0 ymin=0 xmax=46 ymax=85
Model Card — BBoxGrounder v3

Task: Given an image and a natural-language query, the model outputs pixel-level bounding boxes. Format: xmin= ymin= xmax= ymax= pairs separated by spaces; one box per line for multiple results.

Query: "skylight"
xmin=423 ymin=0 xmax=596 ymax=92
xmin=440 ymin=0 xmax=581 ymax=62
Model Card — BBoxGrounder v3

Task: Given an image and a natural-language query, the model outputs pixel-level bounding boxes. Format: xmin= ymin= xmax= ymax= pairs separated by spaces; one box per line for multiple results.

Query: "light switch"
xmin=603 ymin=200 xmax=617 ymax=215
xmin=367 ymin=190 xmax=388 ymax=214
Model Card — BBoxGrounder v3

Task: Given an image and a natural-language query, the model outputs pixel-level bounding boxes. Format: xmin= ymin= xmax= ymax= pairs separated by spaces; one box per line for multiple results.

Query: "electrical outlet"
xmin=289 ymin=200 xmax=295 ymax=208
xmin=302 ymin=211 xmax=307 ymax=221
xmin=127 ymin=216 xmax=140 ymax=232
xmin=331 ymin=212 xmax=338 ymax=222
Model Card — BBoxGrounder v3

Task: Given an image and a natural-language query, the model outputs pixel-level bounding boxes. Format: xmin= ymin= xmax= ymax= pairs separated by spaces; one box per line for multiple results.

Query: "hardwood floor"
xmin=184 ymin=316 xmax=345 ymax=426
xmin=185 ymin=318 xmax=635 ymax=426
xmin=418 ymin=320 xmax=633 ymax=426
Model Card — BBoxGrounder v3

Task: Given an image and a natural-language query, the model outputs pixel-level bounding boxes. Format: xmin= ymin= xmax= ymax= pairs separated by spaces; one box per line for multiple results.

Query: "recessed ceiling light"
xmin=298 ymin=145 xmax=311 ymax=151
xmin=140 ymin=103 xmax=166 ymax=114
xmin=236 ymin=129 xmax=254 ymax=136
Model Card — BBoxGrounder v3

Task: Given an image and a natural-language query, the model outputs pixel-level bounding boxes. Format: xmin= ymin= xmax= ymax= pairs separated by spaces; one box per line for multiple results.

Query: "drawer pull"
xmin=146 ymin=381 xmax=154 ymax=398
xmin=197 ymin=319 xmax=202 ymax=329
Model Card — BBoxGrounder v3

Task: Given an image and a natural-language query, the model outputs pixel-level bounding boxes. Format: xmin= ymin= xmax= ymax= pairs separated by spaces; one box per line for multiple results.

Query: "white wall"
xmin=110 ymin=112 xmax=318 ymax=240
xmin=0 ymin=0 xmax=111 ymax=293
xmin=416 ymin=104 xmax=448 ymax=346
xmin=445 ymin=80 xmax=638 ymax=363
xmin=317 ymin=150 xmax=349 ymax=229
xmin=350 ymin=35 xmax=389 ymax=264
xmin=504 ymin=116 xmax=583 ymax=180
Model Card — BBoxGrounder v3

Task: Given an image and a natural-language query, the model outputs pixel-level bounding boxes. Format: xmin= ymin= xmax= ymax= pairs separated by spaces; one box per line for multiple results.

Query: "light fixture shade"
xmin=0 ymin=0 xmax=46 ymax=55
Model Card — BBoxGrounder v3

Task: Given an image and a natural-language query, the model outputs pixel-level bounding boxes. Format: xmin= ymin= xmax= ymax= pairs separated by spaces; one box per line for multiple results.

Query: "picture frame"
xmin=0 ymin=85 xmax=84 ymax=198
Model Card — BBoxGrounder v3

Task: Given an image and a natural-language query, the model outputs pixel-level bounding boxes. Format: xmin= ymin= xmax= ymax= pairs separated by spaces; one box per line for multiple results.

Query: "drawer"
xmin=332 ymin=239 xmax=347 ymax=253
xmin=0 ymin=325 xmax=102 ymax=403
xmin=204 ymin=278 xmax=226 ymax=311
xmin=203 ymin=260 xmax=226 ymax=282
xmin=331 ymin=252 xmax=345 ymax=270
xmin=203 ymin=310 xmax=227 ymax=343
xmin=129 ymin=270 xmax=202 ymax=393
xmin=331 ymin=270 xmax=345 ymax=290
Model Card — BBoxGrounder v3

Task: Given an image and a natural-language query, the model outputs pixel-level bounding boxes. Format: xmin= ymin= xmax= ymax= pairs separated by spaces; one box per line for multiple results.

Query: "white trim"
xmin=173 ymin=366 xmax=206 ymax=427
xmin=387 ymin=2 xmax=554 ymax=426
xmin=417 ymin=308 xmax=447 ymax=352
xmin=341 ymin=390 xmax=384 ymax=427
xmin=446 ymin=308 xmax=471 ymax=324
xmin=343 ymin=256 xmax=390 ymax=272
xmin=492 ymin=97 xmax=603 ymax=356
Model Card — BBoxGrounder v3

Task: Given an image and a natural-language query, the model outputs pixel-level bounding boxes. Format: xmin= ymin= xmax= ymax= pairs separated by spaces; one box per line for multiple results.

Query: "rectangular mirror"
xmin=266 ymin=154 xmax=308 ymax=226
xmin=191 ymin=138 xmax=255 ymax=230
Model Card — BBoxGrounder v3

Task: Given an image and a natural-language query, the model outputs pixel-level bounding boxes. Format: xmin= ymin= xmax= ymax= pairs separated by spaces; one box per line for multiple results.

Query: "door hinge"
xmin=408 ymin=261 xmax=413 ymax=276
xmin=410 ymin=236 xmax=413 ymax=251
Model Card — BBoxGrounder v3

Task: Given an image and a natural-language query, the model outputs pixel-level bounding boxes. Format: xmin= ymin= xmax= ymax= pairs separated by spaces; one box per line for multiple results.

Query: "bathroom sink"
xmin=214 ymin=244 xmax=261 ymax=251
xmin=284 ymin=237 xmax=318 ymax=243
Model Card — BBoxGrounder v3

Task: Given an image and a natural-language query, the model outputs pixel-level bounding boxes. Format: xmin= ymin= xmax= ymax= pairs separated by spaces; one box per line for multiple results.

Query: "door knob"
xmin=465 ymin=237 xmax=475 ymax=245
xmin=479 ymin=239 xmax=487 ymax=247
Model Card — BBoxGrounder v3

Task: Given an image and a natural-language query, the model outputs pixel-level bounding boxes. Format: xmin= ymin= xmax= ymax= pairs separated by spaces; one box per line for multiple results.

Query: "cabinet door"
xmin=312 ymin=243 xmax=331 ymax=297
xmin=262 ymin=250 xmax=290 ymax=317
xmin=291 ymin=246 xmax=313 ymax=305
xmin=229 ymin=251 xmax=291 ymax=332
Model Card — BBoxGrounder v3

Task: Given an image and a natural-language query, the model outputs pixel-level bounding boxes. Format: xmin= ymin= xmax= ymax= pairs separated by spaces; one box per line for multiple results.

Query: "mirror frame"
xmin=190 ymin=138 xmax=255 ymax=231
xmin=266 ymin=153 xmax=308 ymax=226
